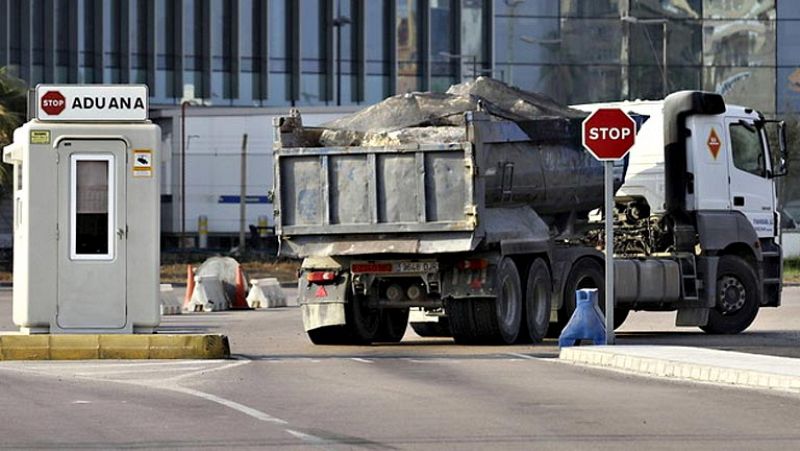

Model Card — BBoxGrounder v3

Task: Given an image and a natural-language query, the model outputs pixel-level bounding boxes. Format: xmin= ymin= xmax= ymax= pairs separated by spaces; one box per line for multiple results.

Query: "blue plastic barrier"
xmin=558 ymin=288 xmax=606 ymax=347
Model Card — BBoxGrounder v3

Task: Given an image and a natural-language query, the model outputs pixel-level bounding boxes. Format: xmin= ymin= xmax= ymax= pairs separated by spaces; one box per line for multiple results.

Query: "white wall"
xmin=156 ymin=110 xmax=350 ymax=235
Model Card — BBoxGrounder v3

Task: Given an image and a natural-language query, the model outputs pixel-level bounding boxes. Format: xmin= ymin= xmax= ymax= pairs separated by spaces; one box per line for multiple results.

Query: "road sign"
xmin=40 ymin=91 xmax=66 ymax=116
xmin=582 ymin=108 xmax=636 ymax=161
xmin=581 ymin=108 xmax=637 ymax=345
xmin=35 ymin=85 xmax=149 ymax=121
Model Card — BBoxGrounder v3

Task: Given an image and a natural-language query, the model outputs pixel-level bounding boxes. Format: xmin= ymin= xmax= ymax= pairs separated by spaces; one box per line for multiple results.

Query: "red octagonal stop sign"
xmin=582 ymin=108 xmax=636 ymax=161
xmin=40 ymin=90 xmax=66 ymax=116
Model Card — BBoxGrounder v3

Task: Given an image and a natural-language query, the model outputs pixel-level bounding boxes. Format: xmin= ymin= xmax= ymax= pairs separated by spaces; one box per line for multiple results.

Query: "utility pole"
xmin=333 ymin=10 xmax=351 ymax=106
xmin=239 ymin=133 xmax=248 ymax=252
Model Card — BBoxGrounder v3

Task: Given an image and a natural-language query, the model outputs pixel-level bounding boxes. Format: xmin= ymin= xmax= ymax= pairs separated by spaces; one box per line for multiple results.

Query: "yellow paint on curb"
xmin=0 ymin=334 xmax=230 ymax=360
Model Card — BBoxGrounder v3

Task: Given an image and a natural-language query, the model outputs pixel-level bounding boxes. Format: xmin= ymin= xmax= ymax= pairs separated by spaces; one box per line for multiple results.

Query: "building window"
xmin=397 ymin=0 xmax=422 ymax=93
xmin=430 ymin=0 xmax=457 ymax=91
xmin=365 ymin=0 xmax=391 ymax=103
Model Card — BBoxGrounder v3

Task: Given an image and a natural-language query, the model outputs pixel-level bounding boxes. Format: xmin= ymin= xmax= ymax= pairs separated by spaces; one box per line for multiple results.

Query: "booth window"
xmin=71 ymin=155 xmax=114 ymax=260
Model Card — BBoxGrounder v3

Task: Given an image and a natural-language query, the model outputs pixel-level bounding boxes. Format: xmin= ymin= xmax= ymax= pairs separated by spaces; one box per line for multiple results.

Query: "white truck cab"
xmin=574 ymin=96 xmax=785 ymax=240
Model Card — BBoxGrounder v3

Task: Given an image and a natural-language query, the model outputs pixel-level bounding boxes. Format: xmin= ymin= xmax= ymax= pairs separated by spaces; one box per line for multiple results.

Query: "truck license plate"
xmin=351 ymin=261 xmax=438 ymax=274
xmin=396 ymin=261 xmax=438 ymax=273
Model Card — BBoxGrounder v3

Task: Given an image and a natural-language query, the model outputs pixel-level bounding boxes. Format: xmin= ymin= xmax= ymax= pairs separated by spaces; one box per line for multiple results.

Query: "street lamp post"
xmin=332 ymin=14 xmax=351 ymax=106
xmin=439 ymin=51 xmax=477 ymax=81
xmin=622 ymin=15 xmax=669 ymax=97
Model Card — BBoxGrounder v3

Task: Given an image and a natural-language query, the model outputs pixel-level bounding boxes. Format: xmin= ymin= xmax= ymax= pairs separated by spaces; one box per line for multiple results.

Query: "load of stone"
xmin=319 ymin=77 xmax=586 ymax=147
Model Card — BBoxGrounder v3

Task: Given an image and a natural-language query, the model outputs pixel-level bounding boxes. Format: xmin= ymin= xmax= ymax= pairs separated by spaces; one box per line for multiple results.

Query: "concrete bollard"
xmin=159 ymin=284 xmax=182 ymax=315
xmin=558 ymin=288 xmax=607 ymax=347
xmin=186 ymin=275 xmax=229 ymax=312
xmin=198 ymin=215 xmax=209 ymax=249
xmin=246 ymin=278 xmax=289 ymax=308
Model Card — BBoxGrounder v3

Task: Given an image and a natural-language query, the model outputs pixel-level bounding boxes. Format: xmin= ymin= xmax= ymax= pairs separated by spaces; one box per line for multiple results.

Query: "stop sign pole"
xmin=582 ymin=109 xmax=636 ymax=345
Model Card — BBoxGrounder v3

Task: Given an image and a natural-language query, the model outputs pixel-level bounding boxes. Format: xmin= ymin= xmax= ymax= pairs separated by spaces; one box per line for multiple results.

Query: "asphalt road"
xmin=0 ymin=288 xmax=799 ymax=449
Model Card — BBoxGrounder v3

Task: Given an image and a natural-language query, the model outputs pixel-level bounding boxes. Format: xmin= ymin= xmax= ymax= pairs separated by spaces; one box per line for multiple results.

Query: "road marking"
xmin=351 ymin=358 xmax=373 ymax=364
xmin=75 ymin=366 xmax=211 ymax=377
xmin=168 ymin=385 xmax=288 ymax=425
xmin=285 ymin=429 xmax=328 ymax=446
xmin=505 ymin=352 xmax=541 ymax=360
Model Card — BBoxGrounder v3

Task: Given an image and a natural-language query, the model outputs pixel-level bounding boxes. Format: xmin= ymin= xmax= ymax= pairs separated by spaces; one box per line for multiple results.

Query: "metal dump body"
xmin=275 ymin=142 xmax=476 ymax=237
xmin=274 ymin=111 xmax=610 ymax=258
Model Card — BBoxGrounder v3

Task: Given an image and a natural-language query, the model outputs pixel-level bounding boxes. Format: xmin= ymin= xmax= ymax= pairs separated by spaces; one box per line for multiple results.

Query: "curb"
xmin=559 ymin=346 xmax=800 ymax=394
xmin=0 ymin=334 xmax=231 ymax=360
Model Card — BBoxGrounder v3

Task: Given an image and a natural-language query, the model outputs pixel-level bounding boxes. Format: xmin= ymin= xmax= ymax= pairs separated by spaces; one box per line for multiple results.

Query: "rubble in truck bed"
xmin=316 ymin=77 xmax=587 ymax=147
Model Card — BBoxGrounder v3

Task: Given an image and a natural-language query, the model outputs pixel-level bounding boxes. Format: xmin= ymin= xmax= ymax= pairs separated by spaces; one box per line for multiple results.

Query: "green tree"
xmin=0 ymin=68 xmax=26 ymax=191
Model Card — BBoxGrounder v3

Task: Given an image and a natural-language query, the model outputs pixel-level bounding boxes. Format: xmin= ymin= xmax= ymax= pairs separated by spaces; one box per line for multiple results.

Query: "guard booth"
xmin=2 ymin=85 xmax=160 ymax=334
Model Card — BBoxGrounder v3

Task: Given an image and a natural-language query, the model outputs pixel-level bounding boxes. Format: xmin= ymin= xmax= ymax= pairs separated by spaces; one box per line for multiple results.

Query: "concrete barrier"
xmin=186 ymin=275 xmax=229 ymax=311
xmin=246 ymin=278 xmax=290 ymax=308
xmin=0 ymin=334 xmax=230 ymax=360
xmin=159 ymin=284 xmax=182 ymax=315
xmin=781 ymin=230 xmax=800 ymax=258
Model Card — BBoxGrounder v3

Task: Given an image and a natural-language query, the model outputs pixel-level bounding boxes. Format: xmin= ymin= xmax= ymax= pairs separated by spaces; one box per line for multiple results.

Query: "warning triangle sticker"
xmin=707 ymin=128 xmax=721 ymax=160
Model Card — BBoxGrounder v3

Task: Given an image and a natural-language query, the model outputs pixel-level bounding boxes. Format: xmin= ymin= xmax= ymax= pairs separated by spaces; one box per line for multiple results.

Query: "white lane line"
xmin=1 ymin=360 xmax=228 ymax=370
xmin=169 ymin=359 xmax=250 ymax=382
xmin=168 ymin=385 xmax=288 ymax=425
xmin=505 ymin=352 xmax=541 ymax=360
xmin=351 ymin=358 xmax=373 ymax=364
xmin=285 ymin=429 xmax=329 ymax=446
xmin=74 ymin=366 xmax=210 ymax=377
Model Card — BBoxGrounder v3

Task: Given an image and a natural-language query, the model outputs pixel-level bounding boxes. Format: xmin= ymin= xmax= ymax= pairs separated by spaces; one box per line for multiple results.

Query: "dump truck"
xmin=272 ymin=78 xmax=787 ymax=345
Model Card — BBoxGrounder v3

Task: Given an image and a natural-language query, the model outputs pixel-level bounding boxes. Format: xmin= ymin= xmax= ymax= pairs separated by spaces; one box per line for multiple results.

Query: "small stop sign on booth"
xmin=41 ymin=91 xmax=66 ymax=116
xmin=582 ymin=108 xmax=636 ymax=161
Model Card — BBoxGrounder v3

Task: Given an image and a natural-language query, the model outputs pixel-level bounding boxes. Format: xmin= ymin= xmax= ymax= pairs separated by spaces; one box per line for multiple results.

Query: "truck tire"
xmin=410 ymin=318 xmax=451 ymax=337
xmin=345 ymin=292 xmax=381 ymax=344
xmin=700 ymin=255 xmax=759 ymax=335
xmin=520 ymin=258 xmax=552 ymax=343
xmin=553 ymin=257 xmax=628 ymax=336
xmin=447 ymin=258 xmax=523 ymax=344
xmin=374 ymin=308 xmax=410 ymax=343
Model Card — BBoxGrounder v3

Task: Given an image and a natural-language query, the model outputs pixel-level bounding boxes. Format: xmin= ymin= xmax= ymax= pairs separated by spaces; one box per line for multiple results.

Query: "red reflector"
xmin=351 ymin=263 xmax=393 ymax=273
xmin=315 ymin=286 xmax=328 ymax=297
xmin=469 ymin=279 xmax=483 ymax=289
xmin=307 ymin=271 xmax=336 ymax=283
xmin=457 ymin=259 xmax=489 ymax=270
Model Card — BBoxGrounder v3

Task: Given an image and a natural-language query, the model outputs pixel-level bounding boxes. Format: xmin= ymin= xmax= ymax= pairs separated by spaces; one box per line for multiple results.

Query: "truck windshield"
xmin=730 ymin=122 xmax=766 ymax=178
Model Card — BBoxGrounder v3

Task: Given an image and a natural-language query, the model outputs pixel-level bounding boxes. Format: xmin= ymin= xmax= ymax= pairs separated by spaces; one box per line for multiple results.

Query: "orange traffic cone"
xmin=182 ymin=265 xmax=195 ymax=310
xmin=230 ymin=264 xmax=251 ymax=310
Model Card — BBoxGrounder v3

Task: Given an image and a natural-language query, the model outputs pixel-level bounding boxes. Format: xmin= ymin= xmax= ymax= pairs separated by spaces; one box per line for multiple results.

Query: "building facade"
xmin=2 ymin=0 xmax=800 ymax=241
xmin=1 ymin=0 xmax=797 ymax=114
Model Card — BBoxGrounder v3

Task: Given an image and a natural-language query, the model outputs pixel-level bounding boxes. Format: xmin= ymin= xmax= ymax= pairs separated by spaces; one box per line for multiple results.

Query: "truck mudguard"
xmin=695 ymin=211 xmax=761 ymax=261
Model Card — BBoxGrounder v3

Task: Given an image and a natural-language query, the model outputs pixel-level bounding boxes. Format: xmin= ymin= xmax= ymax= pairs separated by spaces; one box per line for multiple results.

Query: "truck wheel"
xmin=410 ymin=318 xmax=451 ymax=337
xmin=374 ymin=308 xmax=410 ymax=343
xmin=520 ymin=258 xmax=552 ymax=343
xmin=554 ymin=257 xmax=628 ymax=336
xmin=344 ymin=292 xmax=381 ymax=344
xmin=447 ymin=258 xmax=523 ymax=344
xmin=701 ymin=255 xmax=759 ymax=335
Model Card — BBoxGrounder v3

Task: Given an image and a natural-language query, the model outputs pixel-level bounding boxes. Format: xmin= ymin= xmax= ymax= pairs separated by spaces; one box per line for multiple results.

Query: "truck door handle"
xmin=117 ymin=228 xmax=125 ymax=239
xmin=733 ymin=196 xmax=745 ymax=206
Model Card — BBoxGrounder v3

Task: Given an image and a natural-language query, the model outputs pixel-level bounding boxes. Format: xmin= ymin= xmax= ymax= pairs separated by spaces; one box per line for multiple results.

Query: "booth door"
xmin=56 ymin=140 xmax=127 ymax=330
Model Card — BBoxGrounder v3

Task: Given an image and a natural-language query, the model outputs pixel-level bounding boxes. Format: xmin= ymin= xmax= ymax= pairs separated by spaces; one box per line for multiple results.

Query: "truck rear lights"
xmin=307 ymin=271 xmax=336 ymax=283
xmin=457 ymin=259 xmax=489 ymax=270
xmin=351 ymin=263 xmax=393 ymax=273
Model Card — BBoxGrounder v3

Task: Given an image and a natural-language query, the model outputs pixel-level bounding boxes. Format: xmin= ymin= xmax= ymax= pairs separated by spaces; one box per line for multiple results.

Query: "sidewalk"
xmin=560 ymin=345 xmax=800 ymax=395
